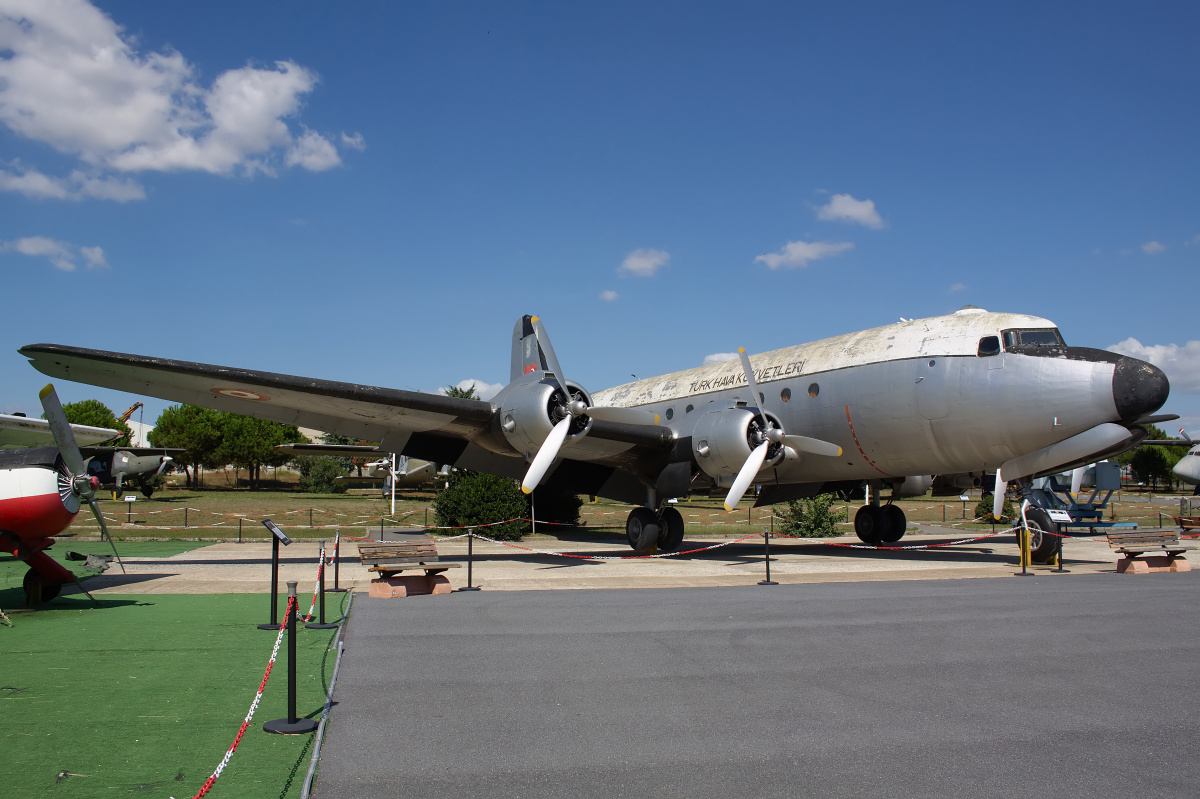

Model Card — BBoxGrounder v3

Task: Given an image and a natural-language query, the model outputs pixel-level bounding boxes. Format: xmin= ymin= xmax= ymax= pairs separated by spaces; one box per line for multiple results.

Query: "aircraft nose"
xmin=1112 ymin=355 xmax=1169 ymax=422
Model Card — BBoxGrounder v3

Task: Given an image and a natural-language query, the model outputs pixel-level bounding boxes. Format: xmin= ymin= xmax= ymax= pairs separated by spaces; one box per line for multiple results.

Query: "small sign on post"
xmin=257 ymin=519 xmax=292 ymax=629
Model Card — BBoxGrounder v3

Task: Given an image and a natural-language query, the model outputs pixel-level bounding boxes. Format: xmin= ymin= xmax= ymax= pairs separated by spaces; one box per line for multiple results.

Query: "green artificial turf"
xmin=0 ymin=591 xmax=348 ymax=798
xmin=0 ymin=542 xmax=210 ymax=610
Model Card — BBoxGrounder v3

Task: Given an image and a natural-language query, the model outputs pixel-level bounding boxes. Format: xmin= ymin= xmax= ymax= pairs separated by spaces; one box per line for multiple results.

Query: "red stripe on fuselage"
xmin=0 ymin=491 xmax=76 ymax=538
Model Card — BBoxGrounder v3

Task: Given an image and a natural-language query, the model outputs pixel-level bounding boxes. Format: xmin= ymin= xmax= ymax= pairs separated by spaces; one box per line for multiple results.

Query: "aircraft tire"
xmin=23 ymin=569 xmax=62 ymax=605
xmin=658 ymin=507 xmax=685 ymax=552
xmin=1023 ymin=507 xmax=1059 ymax=562
xmin=139 ymin=482 xmax=155 ymax=499
xmin=626 ymin=507 xmax=660 ymax=551
xmin=854 ymin=505 xmax=887 ymax=545
xmin=880 ymin=505 xmax=907 ymax=543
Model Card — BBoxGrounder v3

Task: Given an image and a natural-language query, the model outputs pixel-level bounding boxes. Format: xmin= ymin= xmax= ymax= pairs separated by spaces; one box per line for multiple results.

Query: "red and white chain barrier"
xmin=301 ymin=547 xmax=331 ymax=622
xmin=185 ymin=595 xmax=295 ymax=799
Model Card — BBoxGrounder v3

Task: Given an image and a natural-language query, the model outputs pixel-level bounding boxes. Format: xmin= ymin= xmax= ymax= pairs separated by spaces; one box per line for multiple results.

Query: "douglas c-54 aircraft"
xmin=19 ymin=307 xmax=1172 ymax=560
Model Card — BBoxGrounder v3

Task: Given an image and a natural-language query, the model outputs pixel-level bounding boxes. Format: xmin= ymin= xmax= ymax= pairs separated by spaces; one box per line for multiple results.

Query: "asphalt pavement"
xmin=314 ymin=573 xmax=1200 ymax=799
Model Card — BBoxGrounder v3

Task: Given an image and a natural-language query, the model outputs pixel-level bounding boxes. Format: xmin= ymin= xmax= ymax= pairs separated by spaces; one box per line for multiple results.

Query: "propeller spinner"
xmin=724 ymin=348 xmax=842 ymax=511
xmin=520 ymin=317 xmax=659 ymax=494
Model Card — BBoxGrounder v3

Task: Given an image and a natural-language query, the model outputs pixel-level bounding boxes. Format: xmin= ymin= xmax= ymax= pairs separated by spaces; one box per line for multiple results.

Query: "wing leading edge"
xmin=19 ymin=343 xmax=495 ymax=446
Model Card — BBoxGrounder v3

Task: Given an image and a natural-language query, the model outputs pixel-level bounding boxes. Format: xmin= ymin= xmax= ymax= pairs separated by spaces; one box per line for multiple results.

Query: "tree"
xmin=435 ymin=470 xmax=527 ymax=541
xmin=217 ymin=413 xmax=305 ymax=489
xmin=1120 ymin=425 xmax=1188 ymax=491
xmin=58 ymin=399 xmax=132 ymax=446
xmin=149 ymin=405 xmax=225 ymax=488
xmin=777 ymin=493 xmax=847 ymax=538
xmin=293 ymin=456 xmax=350 ymax=494
xmin=444 ymin=384 xmax=478 ymax=399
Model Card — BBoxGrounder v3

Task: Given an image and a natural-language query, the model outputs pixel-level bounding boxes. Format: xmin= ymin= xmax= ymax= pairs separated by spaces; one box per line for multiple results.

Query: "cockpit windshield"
xmin=1001 ymin=328 xmax=1066 ymax=356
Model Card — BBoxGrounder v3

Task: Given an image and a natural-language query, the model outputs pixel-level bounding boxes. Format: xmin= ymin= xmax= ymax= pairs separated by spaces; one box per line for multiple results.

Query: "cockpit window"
xmin=1001 ymin=328 xmax=1066 ymax=356
xmin=977 ymin=336 xmax=1000 ymax=357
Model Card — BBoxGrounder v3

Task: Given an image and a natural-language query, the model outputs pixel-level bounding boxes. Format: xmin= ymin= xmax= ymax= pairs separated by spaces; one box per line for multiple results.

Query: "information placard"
xmin=261 ymin=519 xmax=292 ymax=546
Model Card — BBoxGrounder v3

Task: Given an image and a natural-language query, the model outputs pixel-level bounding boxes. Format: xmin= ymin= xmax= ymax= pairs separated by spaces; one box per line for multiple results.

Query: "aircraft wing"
xmin=0 ymin=413 xmax=119 ymax=450
xmin=80 ymin=446 xmax=188 ymax=456
xmin=19 ymin=343 xmax=497 ymax=449
xmin=276 ymin=443 xmax=384 ymax=458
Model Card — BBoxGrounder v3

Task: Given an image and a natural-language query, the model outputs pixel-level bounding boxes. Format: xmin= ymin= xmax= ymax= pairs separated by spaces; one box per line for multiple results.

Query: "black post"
xmin=459 ymin=530 xmax=481 ymax=591
xmin=309 ymin=508 xmax=313 ymax=528
xmin=307 ymin=541 xmax=340 ymax=629
xmin=380 ymin=517 xmax=384 ymax=541
xmin=1052 ymin=531 xmax=1068 ymax=573
xmin=238 ymin=517 xmax=242 ymax=543
xmin=264 ymin=582 xmax=318 ymax=735
xmin=1016 ymin=526 xmax=1032 ymax=576
xmin=184 ymin=506 xmax=188 ymax=528
xmin=329 ymin=530 xmax=347 ymax=592
xmin=758 ymin=528 xmax=777 ymax=586
xmin=257 ymin=535 xmax=282 ymax=629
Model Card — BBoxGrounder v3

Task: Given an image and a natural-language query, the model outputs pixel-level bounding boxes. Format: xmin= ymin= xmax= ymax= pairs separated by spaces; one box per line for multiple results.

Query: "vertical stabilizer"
xmin=511 ymin=315 xmax=548 ymax=383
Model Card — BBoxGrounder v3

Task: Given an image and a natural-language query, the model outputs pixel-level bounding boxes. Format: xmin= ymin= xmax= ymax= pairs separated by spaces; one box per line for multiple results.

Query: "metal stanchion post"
xmin=329 ymin=530 xmax=347 ymax=592
xmin=259 ymin=519 xmax=292 ymax=629
xmin=264 ymin=582 xmax=318 ymax=735
xmin=184 ymin=507 xmax=188 ymax=528
xmin=1016 ymin=526 xmax=1032 ymax=576
xmin=1052 ymin=531 xmax=1067 ymax=573
xmin=307 ymin=541 xmax=340 ymax=629
xmin=758 ymin=528 xmax=777 ymax=586
xmin=257 ymin=534 xmax=282 ymax=629
xmin=459 ymin=530 xmax=481 ymax=591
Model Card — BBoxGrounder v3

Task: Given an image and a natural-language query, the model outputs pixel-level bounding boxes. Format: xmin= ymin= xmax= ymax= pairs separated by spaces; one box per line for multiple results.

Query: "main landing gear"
xmin=625 ymin=506 xmax=685 ymax=553
xmin=853 ymin=504 xmax=907 ymax=546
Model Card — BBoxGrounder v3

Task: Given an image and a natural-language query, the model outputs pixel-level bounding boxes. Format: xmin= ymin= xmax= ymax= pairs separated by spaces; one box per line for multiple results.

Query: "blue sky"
xmin=1 ymin=0 xmax=1198 ymax=435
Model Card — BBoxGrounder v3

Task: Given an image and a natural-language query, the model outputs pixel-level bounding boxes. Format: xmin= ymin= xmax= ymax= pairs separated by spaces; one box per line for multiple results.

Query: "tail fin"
xmin=511 ymin=315 xmax=548 ymax=383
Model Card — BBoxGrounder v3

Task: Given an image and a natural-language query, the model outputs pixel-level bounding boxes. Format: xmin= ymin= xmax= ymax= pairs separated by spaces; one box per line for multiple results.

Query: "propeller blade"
xmin=992 ymin=468 xmax=1006 ymax=521
xmin=521 ymin=416 xmax=571 ymax=494
xmin=1070 ymin=467 xmax=1085 ymax=495
xmin=724 ymin=442 xmax=770 ymax=511
xmin=530 ymin=316 xmax=569 ymax=396
xmin=737 ymin=347 xmax=767 ymax=418
xmin=585 ymin=406 xmax=660 ymax=426
xmin=39 ymin=384 xmax=87 ymax=477
xmin=86 ymin=496 xmax=125 ymax=574
xmin=783 ymin=435 xmax=842 ymax=458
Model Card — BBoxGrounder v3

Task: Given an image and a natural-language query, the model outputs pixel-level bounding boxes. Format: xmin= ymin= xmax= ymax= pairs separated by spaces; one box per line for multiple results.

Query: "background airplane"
xmin=20 ymin=307 xmax=1171 ymax=561
xmin=0 ymin=389 xmax=124 ymax=604
xmin=274 ymin=443 xmax=446 ymax=490
xmin=1140 ymin=430 xmax=1200 ymax=493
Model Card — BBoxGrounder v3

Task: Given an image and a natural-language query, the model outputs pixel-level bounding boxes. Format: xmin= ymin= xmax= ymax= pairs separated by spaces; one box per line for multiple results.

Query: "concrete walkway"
xmin=65 ymin=526 xmax=1128 ymax=595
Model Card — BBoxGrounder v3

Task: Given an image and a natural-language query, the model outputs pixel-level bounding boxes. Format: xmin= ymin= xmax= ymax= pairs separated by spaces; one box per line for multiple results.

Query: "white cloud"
xmin=2 ymin=236 xmax=108 ymax=271
xmin=599 ymin=290 xmax=618 ymax=301
xmin=619 ymin=248 xmax=669 ymax=277
xmin=1142 ymin=241 xmax=1166 ymax=254
xmin=1108 ymin=338 xmax=1200 ymax=394
xmin=755 ymin=240 xmax=853 ymax=269
xmin=703 ymin=352 xmax=739 ymax=365
xmin=341 ymin=132 xmax=366 ymax=151
xmin=0 ymin=0 xmax=357 ymax=200
xmin=949 ymin=283 xmax=966 ymax=292
xmin=441 ymin=379 xmax=504 ymax=401
xmin=816 ymin=194 xmax=884 ymax=229
xmin=0 ymin=164 xmax=145 ymax=201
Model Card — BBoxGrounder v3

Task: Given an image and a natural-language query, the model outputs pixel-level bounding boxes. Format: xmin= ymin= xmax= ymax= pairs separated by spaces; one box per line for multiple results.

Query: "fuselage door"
xmin=916 ymin=357 xmax=957 ymax=420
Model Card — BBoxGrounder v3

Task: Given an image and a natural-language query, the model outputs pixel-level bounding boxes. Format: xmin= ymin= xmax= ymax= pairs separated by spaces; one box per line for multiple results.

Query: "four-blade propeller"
xmin=39 ymin=384 xmax=125 ymax=573
xmin=520 ymin=317 xmax=659 ymax=494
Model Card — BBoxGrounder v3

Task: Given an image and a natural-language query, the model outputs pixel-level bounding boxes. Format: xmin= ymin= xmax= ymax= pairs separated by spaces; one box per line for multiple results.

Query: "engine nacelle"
xmin=889 ymin=475 xmax=932 ymax=497
xmin=497 ymin=379 xmax=592 ymax=458
xmin=690 ymin=407 xmax=760 ymax=479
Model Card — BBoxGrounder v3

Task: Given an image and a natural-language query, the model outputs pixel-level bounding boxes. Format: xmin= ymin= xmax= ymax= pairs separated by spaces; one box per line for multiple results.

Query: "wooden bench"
xmin=1107 ymin=529 xmax=1197 ymax=574
xmin=358 ymin=541 xmax=461 ymax=597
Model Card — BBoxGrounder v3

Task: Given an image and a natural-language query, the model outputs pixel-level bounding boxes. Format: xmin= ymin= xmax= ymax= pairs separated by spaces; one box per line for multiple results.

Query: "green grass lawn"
xmin=0 ymin=591 xmax=348 ymax=798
